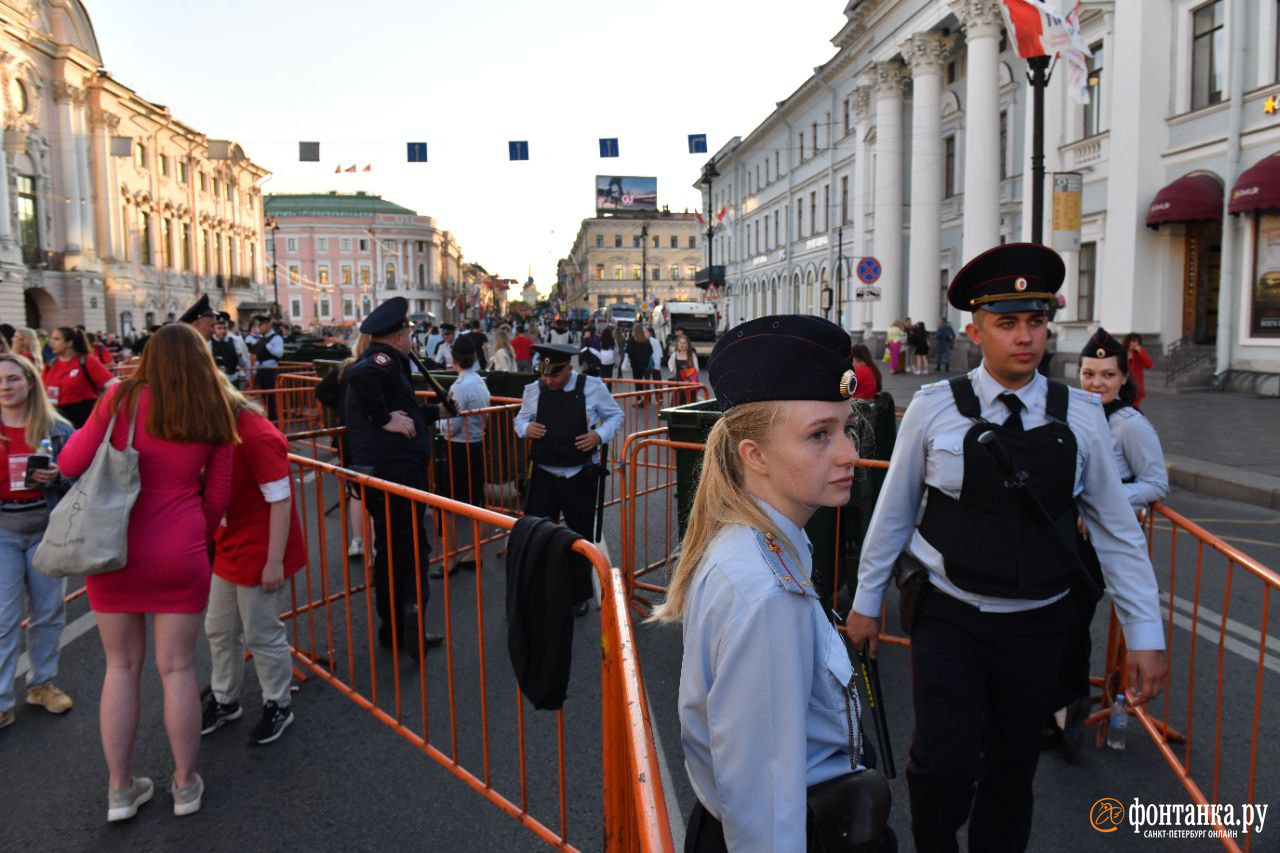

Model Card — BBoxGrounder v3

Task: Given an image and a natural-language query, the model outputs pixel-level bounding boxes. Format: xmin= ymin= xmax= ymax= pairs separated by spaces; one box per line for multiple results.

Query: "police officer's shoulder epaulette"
xmin=915 ymin=378 xmax=951 ymax=397
xmin=1114 ymin=405 xmax=1138 ymax=419
xmin=754 ymin=530 xmax=817 ymax=599
xmin=1069 ymin=386 xmax=1102 ymax=406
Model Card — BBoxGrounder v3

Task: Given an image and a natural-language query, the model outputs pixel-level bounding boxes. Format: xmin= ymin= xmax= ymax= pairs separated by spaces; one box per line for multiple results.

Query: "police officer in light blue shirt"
xmin=513 ymin=343 xmax=624 ymax=613
xmin=652 ymin=315 xmax=889 ymax=853
xmin=846 ymin=243 xmax=1167 ymax=852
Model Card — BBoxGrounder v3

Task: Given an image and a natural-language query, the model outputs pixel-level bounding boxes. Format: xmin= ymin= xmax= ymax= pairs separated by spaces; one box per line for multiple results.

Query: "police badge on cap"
xmin=709 ymin=315 xmax=854 ymax=411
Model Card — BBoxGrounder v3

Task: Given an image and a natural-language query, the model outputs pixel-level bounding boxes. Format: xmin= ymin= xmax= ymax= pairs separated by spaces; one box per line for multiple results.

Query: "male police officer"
xmin=179 ymin=293 xmax=217 ymax=341
xmin=345 ymin=297 xmax=444 ymax=654
xmin=847 ymin=243 xmax=1167 ymax=852
xmin=210 ymin=313 xmax=248 ymax=388
xmin=513 ymin=342 xmax=623 ymax=614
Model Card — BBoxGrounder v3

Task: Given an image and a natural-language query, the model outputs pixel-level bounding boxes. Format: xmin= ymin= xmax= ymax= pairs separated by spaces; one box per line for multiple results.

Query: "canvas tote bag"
xmin=34 ymin=404 xmax=141 ymax=578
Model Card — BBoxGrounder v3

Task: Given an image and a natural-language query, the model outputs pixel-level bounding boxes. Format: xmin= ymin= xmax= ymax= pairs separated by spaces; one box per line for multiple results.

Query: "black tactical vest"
xmin=918 ymin=377 xmax=1079 ymax=599
xmin=210 ymin=337 xmax=238 ymax=375
xmin=530 ymin=379 xmax=590 ymax=467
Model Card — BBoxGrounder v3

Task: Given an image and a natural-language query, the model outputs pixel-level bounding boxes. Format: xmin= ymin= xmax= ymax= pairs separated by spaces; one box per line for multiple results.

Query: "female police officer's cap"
xmin=708 ymin=314 xmax=855 ymax=411
xmin=946 ymin=242 xmax=1065 ymax=314
xmin=360 ymin=296 xmax=411 ymax=336
xmin=1080 ymin=326 xmax=1128 ymax=365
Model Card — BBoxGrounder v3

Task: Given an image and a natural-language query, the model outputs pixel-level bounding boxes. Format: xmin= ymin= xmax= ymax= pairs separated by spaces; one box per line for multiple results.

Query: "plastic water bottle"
xmin=38 ymin=438 xmax=52 ymax=456
xmin=1106 ymin=694 xmax=1127 ymax=750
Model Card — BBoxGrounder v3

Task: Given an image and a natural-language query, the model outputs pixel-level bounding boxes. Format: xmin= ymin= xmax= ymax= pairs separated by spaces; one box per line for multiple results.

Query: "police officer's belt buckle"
xmin=893 ymin=550 xmax=930 ymax=634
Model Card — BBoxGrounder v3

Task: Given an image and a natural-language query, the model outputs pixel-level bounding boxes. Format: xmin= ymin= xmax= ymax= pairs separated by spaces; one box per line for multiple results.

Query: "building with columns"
xmin=265 ymin=192 xmax=466 ymax=329
xmin=0 ymin=0 xmax=272 ymax=335
xmin=559 ymin=211 xmax=704 ymax=312
xmin=703 ymin=0 xmax=1280 ymax=379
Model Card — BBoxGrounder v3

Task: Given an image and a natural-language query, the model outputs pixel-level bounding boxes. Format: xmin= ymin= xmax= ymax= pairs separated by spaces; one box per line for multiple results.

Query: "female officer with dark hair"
xmin=1052 ymin=327 xmax=1169 ymax=759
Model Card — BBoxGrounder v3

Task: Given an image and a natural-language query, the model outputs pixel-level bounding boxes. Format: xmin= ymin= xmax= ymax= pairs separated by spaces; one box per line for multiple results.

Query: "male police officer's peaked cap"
xmin=360 ymin=296 xmax=411 ymax=336
xmin=709 ymin=314 xmax=855 ymax=411
xmin=1080 ymin=327 xmax=1128 ymax=364
xmin=451 ymin=333 xmax=477 ymax=360
xmin=179 ymin=293 xmax=215 ymax=325
xmin=532 ymin=343 xmax=577 ymax=363
xmin=946 ymin=242 xmax=1065 ymax=314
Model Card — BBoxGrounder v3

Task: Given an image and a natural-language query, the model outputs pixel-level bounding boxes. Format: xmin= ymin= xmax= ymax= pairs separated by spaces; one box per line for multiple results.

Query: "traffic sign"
xmin=856 ymin=257 xmax=882 ymax=284
xmin=855 ymin=287 xmax=881 ymax=302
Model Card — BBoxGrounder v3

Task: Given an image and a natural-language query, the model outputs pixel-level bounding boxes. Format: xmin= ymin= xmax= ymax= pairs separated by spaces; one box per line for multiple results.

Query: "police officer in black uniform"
xmin=344 ymin=297 xmax=444 ymax=654
xmin=847 ymin=243 xmax=1167 ymax=852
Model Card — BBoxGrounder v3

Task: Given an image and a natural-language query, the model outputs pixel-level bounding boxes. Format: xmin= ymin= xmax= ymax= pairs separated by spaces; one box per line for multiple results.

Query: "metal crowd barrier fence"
xmin=283 ymin=454 xmax=673 ymax=851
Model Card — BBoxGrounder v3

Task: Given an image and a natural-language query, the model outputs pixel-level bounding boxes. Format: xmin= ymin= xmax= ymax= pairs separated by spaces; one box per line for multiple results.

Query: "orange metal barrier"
xmin=282 ymin=454 xmax=672 ymax=850
xmin=1088 ymin=502 xmax=1280 ymax=851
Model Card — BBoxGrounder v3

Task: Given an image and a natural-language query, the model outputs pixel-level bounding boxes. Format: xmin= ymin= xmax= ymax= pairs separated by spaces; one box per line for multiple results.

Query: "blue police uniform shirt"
xmin=851 ymin=364 xmax=1165 ymax=651
xmin=512 ymin=371 xmax=624 ymax=477
xmin=1108 ymin=406 xmax=1169 ymax=511
xmin=679 ymin=499 xmax=862 ymax=853
xmin=442 ymin=367 xmax=490 ymax=443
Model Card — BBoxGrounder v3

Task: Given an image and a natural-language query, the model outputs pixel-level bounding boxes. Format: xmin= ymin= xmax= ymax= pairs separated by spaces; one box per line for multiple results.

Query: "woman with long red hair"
xmin=58 ymin=323 xmax=236 ymax=822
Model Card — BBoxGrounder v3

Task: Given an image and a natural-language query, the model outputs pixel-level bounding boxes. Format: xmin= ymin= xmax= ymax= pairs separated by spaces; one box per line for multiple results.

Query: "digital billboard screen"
xmin=596 ymin=175 xmax=658 ymax=214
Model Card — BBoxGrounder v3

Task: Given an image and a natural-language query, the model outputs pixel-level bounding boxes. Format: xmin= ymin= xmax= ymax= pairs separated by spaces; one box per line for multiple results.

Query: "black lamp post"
xmin=700 ymin=160 xmax=719 ymax=297
xmin=265 ymin=216 xmax=280 ymax=318
xmin=640 ymin=220 xmax=649 ymax=306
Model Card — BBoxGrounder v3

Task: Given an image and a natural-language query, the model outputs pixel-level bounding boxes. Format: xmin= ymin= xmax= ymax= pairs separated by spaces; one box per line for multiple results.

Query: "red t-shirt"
xmin=511 ymin=335 xmax=533 ymax=362
xmin=43 ymin=355 xmax=113 ymax=407
xmin=0 ymin=426 xmax=43 ymax=500
xmin=213 ymin=409 xmax=307 ymax=586
xmin=852 ymin=363 xmax=878 ymax=401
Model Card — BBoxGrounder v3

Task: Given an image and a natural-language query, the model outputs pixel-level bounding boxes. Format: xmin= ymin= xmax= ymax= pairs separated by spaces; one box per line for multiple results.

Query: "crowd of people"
xmin=0 ymin=245 xmax=1175 ymax=848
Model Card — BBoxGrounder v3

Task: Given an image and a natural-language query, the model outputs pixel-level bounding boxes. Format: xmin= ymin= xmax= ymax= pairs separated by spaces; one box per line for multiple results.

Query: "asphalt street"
xmin=3 ymin=386 xmax=1280 ymax=851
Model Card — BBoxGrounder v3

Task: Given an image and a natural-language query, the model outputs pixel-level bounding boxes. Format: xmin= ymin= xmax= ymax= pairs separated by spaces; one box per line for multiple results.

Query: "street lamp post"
xmin=700 ymin=161 xmax=719 ymax=319
xmin=266 ymin=216 xmax=280 ymax=318
xmin=640 ymin=220 xmax=649 ymax=306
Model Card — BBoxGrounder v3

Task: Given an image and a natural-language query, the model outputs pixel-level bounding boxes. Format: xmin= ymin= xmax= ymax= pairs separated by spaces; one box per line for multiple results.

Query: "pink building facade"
xmin=264 ymin=191 xmax=465 ymax=330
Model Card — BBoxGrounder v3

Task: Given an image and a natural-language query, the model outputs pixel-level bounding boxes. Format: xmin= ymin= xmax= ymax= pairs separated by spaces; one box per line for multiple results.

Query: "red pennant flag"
xmin=716 ymin=206 xmax=727 ymax=223
xmin=694 ymin=212 xmax=705 ymax=227
xmin=345 ymin=165 xmax=357 ymax=173
xmin=334 ymin=165 xmax=341 ymax=173
xmin=362 ymin=164 xmax=372 ymax=172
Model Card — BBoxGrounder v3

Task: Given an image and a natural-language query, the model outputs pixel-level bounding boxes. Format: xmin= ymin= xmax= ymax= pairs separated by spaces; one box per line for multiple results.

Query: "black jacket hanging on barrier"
xmin=505 ymin=515 xmax=591 ymax=711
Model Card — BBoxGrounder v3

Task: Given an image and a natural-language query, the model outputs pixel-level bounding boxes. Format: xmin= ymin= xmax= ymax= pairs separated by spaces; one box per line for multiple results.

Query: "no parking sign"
xmin=856 ymin=257 xmax=882 ymax=285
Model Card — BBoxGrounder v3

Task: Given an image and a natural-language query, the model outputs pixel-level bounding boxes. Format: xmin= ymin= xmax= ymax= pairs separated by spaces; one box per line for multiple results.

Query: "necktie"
xmin=998 ymin=393 xmax=1025 ymax=432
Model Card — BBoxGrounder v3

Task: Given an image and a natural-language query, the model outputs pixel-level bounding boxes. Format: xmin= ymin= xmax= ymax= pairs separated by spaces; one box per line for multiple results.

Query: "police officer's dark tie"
xmin=998 ymin=393 xmax=1025 ymax=431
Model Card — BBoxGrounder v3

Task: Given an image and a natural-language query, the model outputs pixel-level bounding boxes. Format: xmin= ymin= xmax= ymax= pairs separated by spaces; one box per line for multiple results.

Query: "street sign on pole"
xmin=855 ymin=287 xmax=882 ymax=303
xmin=856 ymin=257 xmax=882 ymax=285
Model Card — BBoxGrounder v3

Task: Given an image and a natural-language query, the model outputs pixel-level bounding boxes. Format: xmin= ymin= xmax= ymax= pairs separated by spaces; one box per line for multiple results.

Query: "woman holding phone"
xmin=0 ymin=354 xmax=75 ymax=732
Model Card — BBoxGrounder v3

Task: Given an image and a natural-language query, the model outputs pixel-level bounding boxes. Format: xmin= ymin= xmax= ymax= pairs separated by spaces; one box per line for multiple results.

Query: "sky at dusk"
xmin=85 ymin=0 xmax=844 ymax=296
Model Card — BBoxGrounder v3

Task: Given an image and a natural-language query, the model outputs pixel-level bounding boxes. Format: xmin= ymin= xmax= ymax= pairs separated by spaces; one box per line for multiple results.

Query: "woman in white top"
xmin=488 ymin=326 xmax=516 ymax=372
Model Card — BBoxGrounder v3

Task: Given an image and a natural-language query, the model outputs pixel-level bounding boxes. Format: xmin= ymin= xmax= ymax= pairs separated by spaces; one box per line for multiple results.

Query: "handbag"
xmin=34 ymin=405 xmax=141 ymax=578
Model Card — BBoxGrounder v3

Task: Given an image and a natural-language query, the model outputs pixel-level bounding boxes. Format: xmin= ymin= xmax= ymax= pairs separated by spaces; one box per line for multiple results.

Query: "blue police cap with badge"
xmin=360 ymin=296 xmax=412 ymax=336
xmin=947 ymin=242 xmax=1065 ymax=315
xmin=708 ymin=314 xmax=856 ymax=411
xmin=532 ymin=343 xmax=577 ymax=363
xmin=1080 ymin=327 xmax=1128 ymax=365
xmin=179 ymin=293 xmax=215 ymax=325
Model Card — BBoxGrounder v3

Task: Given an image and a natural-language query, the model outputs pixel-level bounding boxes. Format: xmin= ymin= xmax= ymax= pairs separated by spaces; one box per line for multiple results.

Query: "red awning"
xmin=1229 ymin=152 xmax=1280 ymax=214
xmin=1145 ymin=174 xmax=1223 ymax=228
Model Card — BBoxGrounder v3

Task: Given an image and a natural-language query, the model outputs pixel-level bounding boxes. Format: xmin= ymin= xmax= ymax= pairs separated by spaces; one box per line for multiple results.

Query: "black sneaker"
xmin=200 ymin=695 xmax=242 ymax=735
xmin=250 ymin=701 xmax=294 ymax=745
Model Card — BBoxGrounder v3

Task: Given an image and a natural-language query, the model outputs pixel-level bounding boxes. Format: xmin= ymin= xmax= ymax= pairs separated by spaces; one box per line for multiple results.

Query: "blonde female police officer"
xmin=653 ymin=315 xmax=887 ymax=853
xmin=846 ymin=243 xmax=1167 ymax=852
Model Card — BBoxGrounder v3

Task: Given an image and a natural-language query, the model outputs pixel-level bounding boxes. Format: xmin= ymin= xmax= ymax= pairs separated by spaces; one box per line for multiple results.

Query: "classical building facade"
xmin=560 ymin=211 xmax=704 ymax=311
xmin=0 ymin=0 xmax=271 ymax=334
xmin=704 ymin=0 xmax=1280 ymax=377
xmin=265 ymin=192 xmax=465 ymax=329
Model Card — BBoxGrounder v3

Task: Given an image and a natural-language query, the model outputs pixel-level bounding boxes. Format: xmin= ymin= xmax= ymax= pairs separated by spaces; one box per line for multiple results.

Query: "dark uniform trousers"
xmin=524 ymin=466 xmax=594 ymax=541
xmin=365 ymin=464 xmax=431 ymax=635
xmin=907 ymin=588 xmax=1075 ymax=853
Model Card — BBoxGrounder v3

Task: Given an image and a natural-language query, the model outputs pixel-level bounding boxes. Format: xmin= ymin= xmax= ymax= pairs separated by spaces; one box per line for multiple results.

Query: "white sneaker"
xmin=347 ymin=538 xmax=363 ymax=558
xmin=107 ymin=776 xmax=154 ymax=822
xmin=171 ymin=773 xmax=204 ymax=817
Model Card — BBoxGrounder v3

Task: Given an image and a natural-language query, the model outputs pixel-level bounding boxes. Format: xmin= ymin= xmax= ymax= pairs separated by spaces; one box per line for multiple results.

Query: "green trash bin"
xmin=659 ymin=394 xmax=898 ymax=607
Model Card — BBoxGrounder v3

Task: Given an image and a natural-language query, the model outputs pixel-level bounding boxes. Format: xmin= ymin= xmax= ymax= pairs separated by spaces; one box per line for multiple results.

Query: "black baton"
xmin=593 ymin=442 xmax=609 ymax=542
xmin=857 ymin=650 xmax=896 ymax=779
xmin=407 ymin=349 xmax=459 ymax=417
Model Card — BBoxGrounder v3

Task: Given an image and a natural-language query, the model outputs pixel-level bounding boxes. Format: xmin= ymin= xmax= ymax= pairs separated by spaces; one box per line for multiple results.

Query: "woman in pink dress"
xmin=58 ymin=323 xmax=236 ymax=822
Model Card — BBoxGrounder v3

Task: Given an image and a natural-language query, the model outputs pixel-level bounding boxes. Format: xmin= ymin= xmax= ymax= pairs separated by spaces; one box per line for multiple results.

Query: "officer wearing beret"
xmin=846 ymin=243 xmax=1167 ymax=851
xmin=652 ymin=314 xmax=889 ymax=853
xmin=179 ymin=294 xmax=217 ymax=341
xmin=513 ymin=342 xmax=623 ymax=614
xmin=1050 ymin=327 xmax=1170 ymax=759
xmin=344 ymin=297 xmax=443 ymax=653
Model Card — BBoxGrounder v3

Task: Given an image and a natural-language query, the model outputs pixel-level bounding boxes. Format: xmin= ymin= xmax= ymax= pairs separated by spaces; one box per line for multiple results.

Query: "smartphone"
xmin=24 ymin=454 xmax=49 ymax=487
